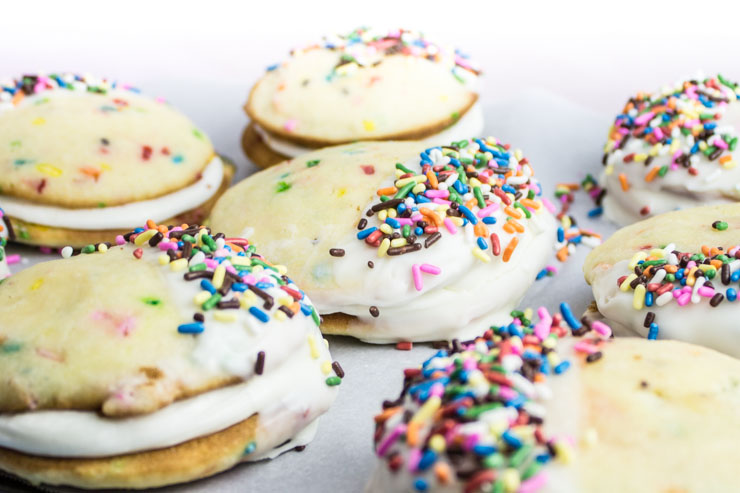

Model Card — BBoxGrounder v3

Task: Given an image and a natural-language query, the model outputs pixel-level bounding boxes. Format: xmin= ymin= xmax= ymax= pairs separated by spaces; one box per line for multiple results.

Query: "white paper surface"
xmin=0 ymin=89 xmax=621 ymax=492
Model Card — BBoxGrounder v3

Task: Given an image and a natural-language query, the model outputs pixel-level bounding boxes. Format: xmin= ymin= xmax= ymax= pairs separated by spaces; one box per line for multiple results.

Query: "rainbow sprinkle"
xmin=373 ymin=303 xmax=609 ymax=492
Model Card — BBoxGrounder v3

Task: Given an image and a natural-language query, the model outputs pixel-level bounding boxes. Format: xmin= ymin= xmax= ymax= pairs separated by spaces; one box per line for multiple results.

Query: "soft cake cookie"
xmin=600 ymin=74 xmax=740 ymax=225
xmin=0 ymin=73 xmax=234 ymax=248
xmin=0 ymin=221 xmax=342 ymax=489
xmin=0 ymin=208 xmax=9 ymax=279
xmin=584 ymin=202 xmax=740 ymax=357
xmin=369 ymin=305 xmax=740 ymax=492
xmin=244 ymin=28 xmax=483 ymax=168
xmin=210 ymin=138 xmax=556 ymax=343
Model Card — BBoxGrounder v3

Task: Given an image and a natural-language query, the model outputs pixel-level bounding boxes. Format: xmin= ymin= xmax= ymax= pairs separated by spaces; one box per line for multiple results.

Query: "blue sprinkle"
xmin=231 ymin=283 xmax=248 ymax=292
xmin=200 ymin=279 xmax=216 ymax=294
xmin=482 ymin=216 xmax=497 ymax=225
xmin=256 ymin=281 xmax=272 ymax=290
xmin=397 ymin=203 xmax=407 ymax=214
xmin=172 ymin=155 xmax=184 ymax=164
xmin=502 ymin=430 xmax=522 ymax=448
xmin=243 ymin=441 xmax=257 ymax=455
xmin=414 ymin=227 xmax=424 ymax=235
xmin=675 ymin=269 xmax=684 ymax=280
xmin=249 ymin=306 xmax=269 ymax=322
xmin=476 ymin=237 xmax=488 ymax=250
xmin=557 ymin=227 xmax=565 ymax=242
xmin=554 ymin=361 xmax=571 ymax=374
xmin=414 ymin=478 xmax=428 ymax=492
xmin=418 ymin=450 xmax=436 ymax=471
xmin=501 ymin=184 xmax=516 ymax=194
xmin=648 ymin=323 xmax=659 ymax=340
xmin=570 ymin=235 xmax=582 ymax=245
xmin=416 ymin=195 xmax=431 ymax=203
xmin=266 ymin=64 xmax=279 ymax=71
xmin=559 ymin=302 xmax=581 ymax=330
xmin=386 ymin=217 xmax=400 ymax=229
xmin=458 ymin=205 xmax=478 ymax=225
xmin=645 ymin=291 xmax=654 ymax=307
xmin=536 ymin=268 xmax=548 ymax=280
xmin=134 ymin=227 xmax=145 ymax=234
xmin=508 ymin=323 xmax=523 ymax=338
xmin=728 ymin=288 xmax=737 ymax=301
xmin=473 ymin=444 xmax=497 ymax=456
xmin=300 ymin=303 xmax=313 ymax=315
xmin=704 ymin=122 xmax=717 ymax=130
xmin=732 ymin=271 xmax=740 ymax=283
xmin=535 ymin=453 xmax=551 ymax=464
xmin=507 ymin=395 xmax=526 ymax=409
xmin=178 ymin=323 xmax=204 ymax=334
xmin=357 ymin=227 xmax=377 ymax=240
xmin=588 ymin=207 xmax=603 ymax=217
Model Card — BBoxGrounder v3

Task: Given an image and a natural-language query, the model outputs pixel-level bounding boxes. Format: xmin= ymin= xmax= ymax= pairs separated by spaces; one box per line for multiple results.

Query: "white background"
xmin=1 ymin=1 xmax=739 ymax=491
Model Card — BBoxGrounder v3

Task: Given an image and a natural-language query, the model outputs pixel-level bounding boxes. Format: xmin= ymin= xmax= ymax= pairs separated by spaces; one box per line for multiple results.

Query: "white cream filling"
xmin=253 ymin=102 xmax=485 ymax=159
xmin=591 ymin=259 xmax=740 ymax=358
xmin=0 ymin=344 xmax=333 ymax=458
xmin=0 ymin=156 xmax=224 ymax=230
xmin=602 ymin=101 xmax=740 ymax=226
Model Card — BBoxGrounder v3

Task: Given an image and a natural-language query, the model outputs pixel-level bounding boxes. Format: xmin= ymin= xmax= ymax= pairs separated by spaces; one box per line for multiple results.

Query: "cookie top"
xmin=600 ymin=74 xmax=740 ymax=225
xmin=0 ymin=73 xmax=214 ymax=208
xmin=210 ymin=138 xmax=556 ymax=342
xmin=246 ymin=28 xmax=480 ymax=146
xmin=0 ymin=221 xmax=338 ymax=417
xmin=370 ymin=306 xmax=740 ymax=492
xmin=585 ymin=203 xmax=740 ymax=357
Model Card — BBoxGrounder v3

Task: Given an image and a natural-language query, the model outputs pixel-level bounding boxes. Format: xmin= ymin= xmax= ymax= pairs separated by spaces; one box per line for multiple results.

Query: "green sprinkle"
xmin=729 ymin=137 xmax=738 ymax=152
xmin=394 ymin=182 xmax=415 ymax=199
xmin=703 ymin=145 xmax=718 ymax=157
xmin=402 ymin=224 xmax=411 ymax=237
xmin=306 ymin=159 xmax=320 ymax=168
xmin=202 ymin=293 xmax=222 ymax=311
xmin=81 ymin=244 xmax=96 ymax=254
xmin=482 ymin=453 xmax=505 ymax=469
xmin=658 ymin=165 xmax=669 ymax=177
xmin=1 ymin=342 xmax=22 ymax=354
xmin=192 ymin=128 xmax=205 ymax=139
xmin=713 ymin=220 xmax=729 ymax=231
xmin=514 ymin=202 xmax=532 ymax=218
xmin=706 ymin=268 xmax=717 ymax=279
xmin=718 ymin=74 xmax=737 ymax=89
xmin=642 ymin=259 xmax=667 ymax=267
xmin=276 ymin=181 xmax=291 ymax=193
xmin=665 ymin=273 xmax=676 ymax=282
xmin=181 ymin=234 xmax=196 ymax=244
xmin=450 ymin=111 xmax=460 ymax=121
xmin=142 ymin=297 xmax=161 ymax=306
xmin=189 ymin=263 xmax=207 ymax=272
xmin=395 ymin=162 xmax=413 ymax=174
xmin=10 ymin=140 xmax=21 ymax=149
xmin=473 ymin=186 xmax=485 ymax=208
xmin=311 ymin=307 xmax=321 ymax=327
xmin=325 ymin=376 xmax=342 ymax=386
xmin=201 ymin=234 xmax=217 ymax=250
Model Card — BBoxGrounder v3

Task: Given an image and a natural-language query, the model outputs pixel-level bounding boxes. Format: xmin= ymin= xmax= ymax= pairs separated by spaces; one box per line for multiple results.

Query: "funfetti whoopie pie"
xmin=0 ymin=221 xmax=341 ymax=489
xmin=369 ymin=303 xmax=740 ymax=492
xmin=600 ymin=74 xmax=740 ymax=226
xmin=0 ymin=73 xmax=235 ymax=248
xmin=243 ymin=28 xmax=483 ymax=168
xmin=0 ymin=208 xmax=9 ymax=279
xmin=211 ymin=138 xmax=556 ymax=343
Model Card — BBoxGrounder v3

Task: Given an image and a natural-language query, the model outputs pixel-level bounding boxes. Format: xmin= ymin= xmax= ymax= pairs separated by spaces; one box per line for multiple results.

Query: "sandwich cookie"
xmin=243 ymin=28 xmax=483 ymax=168
xmin=0 ymin=73 xmax=235 ymax=248
xmin=600 ymin=74 xmax=740 ymax=226
xmin=0 ymin=208 xmax=9 ymax=279
xmin=369 ymin=304 xmax=740 ymax=492
xmin=585 ymin=202 xmax=740 ymax=357
xmin=0 ymin=221 xmax=341 ymax=489
xmin=210 ymin=138 xmax=556 ymax=343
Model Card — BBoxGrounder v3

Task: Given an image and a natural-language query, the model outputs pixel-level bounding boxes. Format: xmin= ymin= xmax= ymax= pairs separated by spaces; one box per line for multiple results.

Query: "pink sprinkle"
xmin=410 ymin=213 xmax=423 ymax=222
xmin=443 ymin=218 xmax=457 ymax=234
xmin=542 ymin=197 xmax=556 ymax=214
xmin=155 ymin=96 xmax=166 ymax=103
xmin=158 ymin=242 xmax=178 ymax=251
xmin=677 ymin=293 xmax=691 ymax=306
xmin=433 ymin=198 xmax=451 ymax=206
xmin=407 ymin=448 xmax=422 ymax=472
xmin=6 ymin=254 xmax=21 ymax=265
xmin=204 ymin=259 xmax=218 ymax=268
xmin=419 ymin=264 xmax=441 ymax=275
xmin=396 ymin=218 xmax=414 ymax=226
xmin=634 ymin=111 xmax=655 ymax=126
xmin=242 ymin=274 xmax=257 ymax=285
xmin=214 ymin=248 xmax=230 ymax=257
xmin=412 ymin=264 xmax=423 ymax=291
xmin=115 ymin=235 xmax=125 ymax=245
xmin=698 ymin=286 xmax=715 ymax=297
xmin=591 ymin=320 xmax=612 ymax=338
xmin=714 ymin=138 xmax=729 ymax=150
xmin=574 ymin=340 xmax=599 ymax=354
xmin=463 ymin=433 xmax=479 ymax=451
xmin=546 ymin=265 xmax=558 ymax=274
xmin=425 ymin=190 xmax=449 ymax=199
xmin=429 ymin=382 xmax=445 ymax=398
xmin=225 ymin=265 xmax=238 ymax=276
xmin=653 ymin=127 xmax=664 ymax=141
xmin=686 ymin=261 xmax=696 ymax=269
xmin=477 ymin=203 xmax=499 ymax=218
xmin=376 ymin=424 xmax=406 ymax=457
xmin=462 ymin=358 xmax=477 ymax=371
xmin=283 ymin=119 xmax=298 ymax=132
xmin=520 ymin=472 xmax=548 ymax=493
xmin=498 ymin=386 xmax=517 ymax=400
xmin=617 ymin=127 xmax=630 ymax=135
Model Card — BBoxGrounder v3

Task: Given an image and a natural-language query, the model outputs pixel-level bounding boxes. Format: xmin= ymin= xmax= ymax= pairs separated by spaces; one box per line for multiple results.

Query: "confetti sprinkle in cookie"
xmin=369 ymin=305 xmax=740 ymax=492
xmin=0 ymin=73 xmax=234 ymax=247
xmin=243 ymin=28 xmax=483 ymax=168
xmin=0 ymin=221 xmax=340 ymax=489
xmin=585 ymin=202 xmax=740 ymax=357
xmin=211 ymin=139 xmax=556 ymax=343
xmin=600 ymin=74 xmax=740 ymax=226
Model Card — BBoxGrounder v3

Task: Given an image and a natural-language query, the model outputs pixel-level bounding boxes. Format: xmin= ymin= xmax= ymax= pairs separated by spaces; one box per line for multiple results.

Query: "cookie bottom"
xmin=242 ymin=123 xmax=291 ymax=169
xmin=5 ymin=163 xmax=235 ymax=249
xmin=0 ymin=413 xmax=259 ymax=490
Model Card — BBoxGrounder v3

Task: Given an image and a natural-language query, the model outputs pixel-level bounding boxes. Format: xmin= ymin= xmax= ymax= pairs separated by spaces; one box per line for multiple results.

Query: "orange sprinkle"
xmin=503 ymin=222 xmax=516 ymax=234
xmin=407 ymin=421 xmax=420 ymax=447
xmin=374 ymin=406 xmax=401 ymax=424
xmin=225 ymin=242 xmax=244 ymax=253
xmin=146 ymin=219 xmax=158 ymax=230
xmin=503 ymin=237 xmax=519 ymax=262
xmin=556 ymin=246 xmax=568 ymax=262
xmin=520 ymin=198 xmax=540 ymax=210
xmin=557 ymin=183 xmax=580 ymax=191
xmin=465 ymin=198 xmax=477 ymax=209
xmin=504 ymin=206 xmax=523 ymax=219
xmin=426 ymin=171 xmax=438 ymax=189
xmin=618 ymin=173 xmax=630 ymax=191
xmin=289 ymin=302 xmax=301 ymax=315
xmin=664 ymin=265 xmax=678 ymax=273
xmin=533 ymin=372 xmax=546 ymax=383
xmin=507 ymin=219 xmax=525 ymax=233
xmin=644 ymin=167 xmax=660 ymax=182
xmin=473 ymin=223 xmax=489 ymax=238
xmin=710 ymin=259 xmax=722 ymax=269
xmin=710 ymin=246 xmax=722 ymax=256
xmin=720 ymin=154 xmax=733 ymax=164
xmin=701 ymin=245 xmax=711 ymax=256
xmin=376 ymin=186 xmax=397 ymax=196
xmin=79 ymin=166 xmax=101 ymax=180
xmin=419 ymin=207 xmax=443 ymax=226
xmin=11 ymin=91 xmax=24 ymax=105
xmin=434 ymin=463 xmax=452 ymax=484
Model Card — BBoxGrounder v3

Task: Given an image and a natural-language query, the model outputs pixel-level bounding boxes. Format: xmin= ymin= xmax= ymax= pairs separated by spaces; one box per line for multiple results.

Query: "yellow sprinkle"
xmin=554 ymin=440 xmax=574 ymax=464
xmin=244 ymin=290 xmax=258 ymax=306
xmin=698 ymin=140 xmax=708 ymax=151
xmin=320 ymin=361 xmax=333 ymax=375
xmin=158 ymin=254 xmax=170 ymax=265
xmin=429 ymin=434 xmax=446 ymax=452
xmin=194 ymin=291 xmax=211 ymax=305
xmin=620 ymin=273 xmax=637 ymax=291
xmin=450 ymin=216 xmax=464 ymax=226
xmin=604 ymin=164 xmax=614 ymax=176
xmin=336 ymin=187 xmax=347 ymax=197
xmin=276 ymin=265 xmax=288 ymax=276
xmin=390 ymin=238 xmax=407 ymax=248
xmin=35 ymin=163 xmax=62 ymax=177
xmin=212 ymin=265 xmax=226 ymax=289
xmin=697 ymin=264 xmax=715 ymax=273
xmin=542 ymin=336 xmax=557 ymax=349
xmin=97 ymin=243 xmax=108 ymax=253
xmin=649 ymin=144 xmax=662 ymax=156
xmin=362 ymin=120 xmax=376 ymax=131
xmin=378 ymin=238 xmax=390 ymax=257
xmin=723 ymin=159 xmax=737 ymax=170
xmin=633 ymin=153 xmax=647 ymax=162
xmin=278 ymin=297 xmax=293 ymax=306
xmin=685 ymin=267 xmax=697 ymax=287
xmin=633 ymin=284 xmax=646 ymax=310
xmin=30 ymin=279 xmax=44 ymax=291
xmin=32 ymin=117 xmax=45 ymax=125
xmin=411 ymin=396 xmax=441 ymax=424
xmin=380 ymin=223 xmax=393 ymax=234
xmin=273 ymin=310 xmax=287 ymax=322
xmin=100 ymin=163 xmax=112 ymax=171
xmin=514 ymin=149 xmax=523 ymax=161
xmin=648 ymin=248 xmax=665 ymax=258
xmin=169 ymin=258 xmax=188 ymax=271
xmin=308 ymin=335 xmax=320 ymax=359
xmin=378 ymin=210 xmax=388 ymax=222
xmin=561 ymin=216 xmax=572 ymax=229
xmin=547 ymin=352 xmax=561 ymax=367
xmin=323 ymin=338 xmax=330 ymax=348
xmin=395 ymin=175 xmax=426 ymax=187
xmin=230 ymin=256 xmax=250 ymax=266
xmin=252 ymin=265 xmax=264 ymax=275
xmin=628 ymin=251 xmax=647 ymax=269
xmin=523 ymin=308 xmax=533 ymax=320
xmin=387 ymin=208 xmax=397 ymax=218
xmin=502 ymin=468 xmax=521 ymax=493
xmin=472 ymin=247 xmax=491 ymax=263
xmin=134 ymin=229 xmax=157 ymax=246
xmin=412 ymin=183 xmax=426 ymax=195
xmin=214 ymin=312 xmax=237 ymax=323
